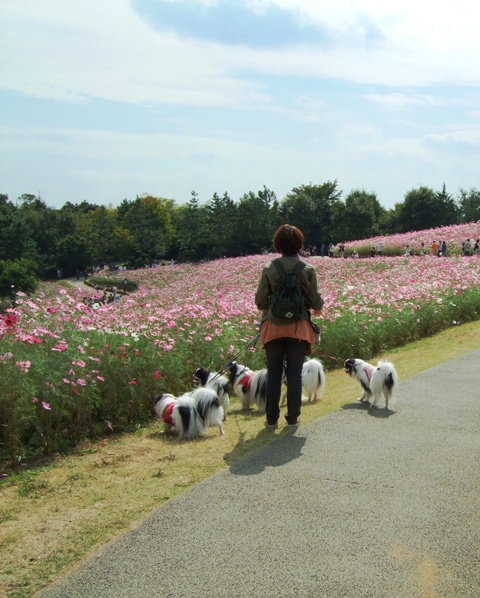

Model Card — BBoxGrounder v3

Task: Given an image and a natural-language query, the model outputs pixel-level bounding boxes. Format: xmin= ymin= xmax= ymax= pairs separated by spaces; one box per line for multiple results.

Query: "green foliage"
xmin=341 ymin=189 xmax=386 ymax=241
xmin=281 ymin=181 xmax=343 ymax=246
xmin=395 ymin=184 xmax=460 ymax=233
xmin=318 ymin=288 xmax=480 ymax=367
xmin=0 ymin=182 xmax=478 ymax=279
xmin=457 ymin=187 xmax=480 ymax=222
xmin=0 ymin=259 xmax=39 ymax=303
xmin=56 ymin=234 xmax=93 ymax=277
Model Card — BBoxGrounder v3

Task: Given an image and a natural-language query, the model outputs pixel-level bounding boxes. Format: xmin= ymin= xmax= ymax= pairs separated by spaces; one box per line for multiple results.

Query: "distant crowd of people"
xmin=314 ymin=238 xmax=480 ymax=258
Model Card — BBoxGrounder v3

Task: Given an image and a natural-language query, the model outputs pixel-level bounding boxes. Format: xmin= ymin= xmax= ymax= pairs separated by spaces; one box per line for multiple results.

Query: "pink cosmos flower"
xmin=72 ymin=360 xmax=86 ymax=368
xmin=32 ymin=397 xmax=38 ymax=403
xmin=51 ymin=342 xmax=68 ymax=352
xmin=128 ymin=380 xmax=137 ymax=385
xmin=153 ymin=370 xmax=161 ymax=379
xmin=42 ymin=402 xmax=51 ymax=410
xmin=77 ymin=379 xmax=87 ymax=386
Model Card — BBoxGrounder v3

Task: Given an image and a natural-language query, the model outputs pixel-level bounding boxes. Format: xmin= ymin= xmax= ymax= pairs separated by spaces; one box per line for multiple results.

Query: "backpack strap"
xmin=292 ymin=261 xmax=306 ymax=276
xmin=272 ymin=258 xmax=287 ymax=276
xmin=272 ymin=259 xmax=306 ymax=277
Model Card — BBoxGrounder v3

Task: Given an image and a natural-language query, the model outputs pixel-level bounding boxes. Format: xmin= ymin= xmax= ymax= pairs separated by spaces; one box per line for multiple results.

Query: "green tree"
xmin=0 ymin=258 xmax=39 ymax=304
xmin=173 ymin=192 xmax=209 ymax=262
xmin=0 ymin=198 xmax=39 ymax=263
xmin=340 ymin=189 xmax=386 ymax=241
xmin=457 ymin=187 xmax=480 ymax=222
xmin=118 ymin=195 xmax=175 ymax=265
xmin=204 ymin=192 xmax=239 ymax=258
xmin=77 ymin=205 xmax=118 ymax=266
xmin=395 ymin=185 xmax=458 ymax=232
xmin=56 ymin=234 xmax=93 ymax=276
xmin=435 ymin=183 xmax=460 ymax=225
xmin=281 ymin=181 xmax=343 ymax=248
xmin=236 ymin=186 xmax=280 ymax=254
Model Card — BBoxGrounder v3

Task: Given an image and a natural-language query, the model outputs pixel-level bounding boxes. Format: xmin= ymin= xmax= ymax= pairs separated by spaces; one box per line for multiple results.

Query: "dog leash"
xmin=311 ymin=349 xmax=345 ymax=364
xmin=208 ymin=331 xmax=261 ymax=383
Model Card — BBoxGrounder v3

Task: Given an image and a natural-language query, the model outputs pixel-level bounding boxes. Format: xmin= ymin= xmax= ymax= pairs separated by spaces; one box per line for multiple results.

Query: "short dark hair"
xmin=273 ymin=224 xmax=304 ymax=255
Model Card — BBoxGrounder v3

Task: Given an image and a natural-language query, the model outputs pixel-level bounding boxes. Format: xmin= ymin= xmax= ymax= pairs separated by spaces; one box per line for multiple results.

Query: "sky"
xmin=1 ymin=0 xmax=480 ymax=210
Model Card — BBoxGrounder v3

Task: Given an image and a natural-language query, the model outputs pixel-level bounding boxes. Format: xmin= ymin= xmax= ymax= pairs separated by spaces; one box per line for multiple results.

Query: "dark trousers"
xmin=265 ymin=338 xmax=307 ymax=424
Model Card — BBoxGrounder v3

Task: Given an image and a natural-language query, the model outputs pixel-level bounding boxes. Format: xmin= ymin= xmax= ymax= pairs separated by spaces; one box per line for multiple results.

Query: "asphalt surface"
xmin=36 ymin=350 xmax=480 ymax=598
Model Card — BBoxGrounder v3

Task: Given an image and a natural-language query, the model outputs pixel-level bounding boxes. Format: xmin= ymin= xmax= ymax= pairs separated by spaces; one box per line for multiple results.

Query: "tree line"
xmin=1 ymin=181 xmax=480 ymax=297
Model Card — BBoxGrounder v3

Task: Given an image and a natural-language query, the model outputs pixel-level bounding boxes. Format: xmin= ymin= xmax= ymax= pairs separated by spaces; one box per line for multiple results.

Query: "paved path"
xmin=36 ymin=351 xmax=480 ymax=597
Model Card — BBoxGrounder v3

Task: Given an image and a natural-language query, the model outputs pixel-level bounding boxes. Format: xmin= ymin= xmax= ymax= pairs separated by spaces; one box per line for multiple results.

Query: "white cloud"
xmin=364 ymin=93 xmax=453 ymax=110
xmin=2 ymin=0 xmax=480 ymax=111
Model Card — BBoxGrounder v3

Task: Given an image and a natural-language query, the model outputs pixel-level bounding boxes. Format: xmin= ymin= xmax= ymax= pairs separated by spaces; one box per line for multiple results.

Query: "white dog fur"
xmin=154 ymin=387 xmax=224 ymax=438
xmin=281 ymin=358 xmax=326 ymax=405
xmin=228 ymin=361 xmax=268 ymax=412
xmin=344 ymin=358 xmax=399 ymax=410
xmin=193 ymin=366 xmax=230 ymax=420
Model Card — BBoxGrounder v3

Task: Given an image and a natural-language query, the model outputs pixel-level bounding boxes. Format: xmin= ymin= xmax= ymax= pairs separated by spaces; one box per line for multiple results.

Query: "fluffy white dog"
xmin=344 ymin=358 xmax=399 ymax=410
xmin=228 ymin=361 xmax=268 ymax=412
xmin=154 ymin=393 xmax=201 ymax=439
xmin=193 ymin=366 xmax=230 ymax=420
xmin=302 ymin=358 xmax=326 ymax=402
xmin=281 ymin=358 xmax=326 ymax=405
xmin=154 ymin=387 xmax=224 ymax=438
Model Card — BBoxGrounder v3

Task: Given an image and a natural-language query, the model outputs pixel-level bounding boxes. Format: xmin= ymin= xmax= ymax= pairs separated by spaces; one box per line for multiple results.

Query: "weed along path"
xmin=35 ymin=349 xmax=480 ymax=598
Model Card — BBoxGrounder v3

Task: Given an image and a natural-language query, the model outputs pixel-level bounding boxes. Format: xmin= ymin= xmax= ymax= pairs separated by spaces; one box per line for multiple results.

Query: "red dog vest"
xmin=163 ymin=402 xmax=175 ymax=426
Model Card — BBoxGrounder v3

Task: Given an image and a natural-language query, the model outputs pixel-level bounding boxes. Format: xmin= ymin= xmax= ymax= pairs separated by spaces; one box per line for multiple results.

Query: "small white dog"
xmin=344 ymin=358 xmax=399 ymax=410
xmin=154 ymin=387 xmax=224 ymax=438
xmin=193 ymin=366 xmax=230 ymax=420
xmin=301 ymin=358 xmax=326 ymax=402
xmin=281 ymin=358 xmax=326 ymax=405
xmin=154 ymin=393 xmax=201 ymax=439
xmin=190 ymin=387 xmax=225 ymax=435
xmin=228 ymin=361 xmax=268 ymax=412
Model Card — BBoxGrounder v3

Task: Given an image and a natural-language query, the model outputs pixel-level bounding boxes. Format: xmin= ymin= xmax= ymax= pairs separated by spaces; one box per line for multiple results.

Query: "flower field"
xmin=344 ymin=221 xmax=480 ymax=256
xmin=2 ymin=241 xmax=480 ymax=463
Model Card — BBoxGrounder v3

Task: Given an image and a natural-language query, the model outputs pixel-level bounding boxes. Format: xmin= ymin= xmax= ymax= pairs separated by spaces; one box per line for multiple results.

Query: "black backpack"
xmin=270 ymin=259 xmax=306 ymax=321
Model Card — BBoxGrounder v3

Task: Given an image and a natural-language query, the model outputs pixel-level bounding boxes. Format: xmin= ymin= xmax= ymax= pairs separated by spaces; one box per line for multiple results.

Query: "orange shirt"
xmin=260 ymin=319 xmax=315 ymax=355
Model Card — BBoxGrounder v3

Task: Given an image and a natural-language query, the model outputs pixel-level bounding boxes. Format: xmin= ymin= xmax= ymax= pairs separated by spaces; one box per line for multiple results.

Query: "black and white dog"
xmin=302 ymin=358 xmax=327 ymax=402
xmin=191 ymin=387 xmax=225 ymax=435
xmin=154 ymin=387 xmax=224 ymax=438
xmin=344 ymin=358 xmax=399 ymax=410
xmin=154 ymin=393 xmax=201 ymax=439
xmin=281 ymin=358 xmax=326 ymax=405
xmin=228 ymin=361 xmax=268 ymax=412
xmin=193 ymin=366 xmax=230 ymax=420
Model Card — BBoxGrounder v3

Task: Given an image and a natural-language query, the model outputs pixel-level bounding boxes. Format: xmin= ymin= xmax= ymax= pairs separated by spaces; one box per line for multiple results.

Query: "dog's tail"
xmin=173 ymin=396 xmax=204 ymax=438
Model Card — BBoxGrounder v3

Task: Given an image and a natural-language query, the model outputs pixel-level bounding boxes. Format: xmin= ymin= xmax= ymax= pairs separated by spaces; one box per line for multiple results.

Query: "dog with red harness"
xmin=344 ymin=358 xmax=399 ymax=410
xmin=228 ymin=361 xmax=268 ymax=412
xmin=154 ymin=393 xmax=201 ymax=439
xmin=154 ymin=387 xmax=225 ymax=438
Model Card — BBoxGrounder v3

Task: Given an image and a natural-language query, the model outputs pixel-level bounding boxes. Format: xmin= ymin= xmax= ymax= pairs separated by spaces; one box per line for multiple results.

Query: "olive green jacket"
xmin=255 ymin=256 xmax=324 ymax=325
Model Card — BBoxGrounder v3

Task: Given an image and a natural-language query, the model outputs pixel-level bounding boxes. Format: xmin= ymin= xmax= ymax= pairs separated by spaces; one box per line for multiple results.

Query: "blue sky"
xmin=1 ymin=0 xmax=480 ymax=210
